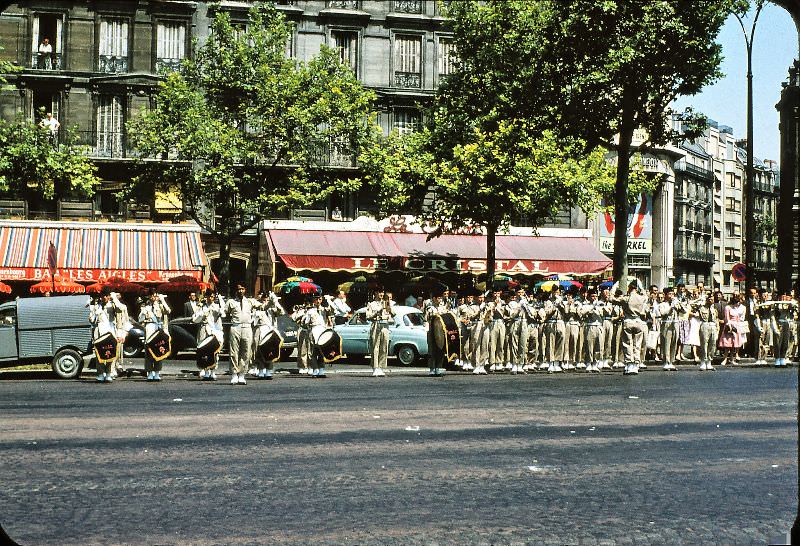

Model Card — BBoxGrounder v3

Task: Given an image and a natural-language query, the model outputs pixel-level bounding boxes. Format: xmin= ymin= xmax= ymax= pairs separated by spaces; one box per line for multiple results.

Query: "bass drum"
xmin=196 ymin=335 xmax=221 ymax=369
xmin=431 ymin=312 xmax=461 ymax=363
xmin=313 ymin=327 xmax=344 ymax=363
xmin=257 ymin=327 xmax=283 ymax=363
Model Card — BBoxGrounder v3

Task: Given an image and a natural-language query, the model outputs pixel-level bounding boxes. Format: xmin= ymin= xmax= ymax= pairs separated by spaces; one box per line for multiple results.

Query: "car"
xmin=334 ymin=305 xmax=428 ymax=366
xmin=125 ymin=314 xmax=299 ymax=361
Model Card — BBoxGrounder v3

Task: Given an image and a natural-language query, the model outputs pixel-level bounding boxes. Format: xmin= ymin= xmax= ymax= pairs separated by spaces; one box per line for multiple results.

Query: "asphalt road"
xmin=0 ymin=365 xmax=797 ymax=545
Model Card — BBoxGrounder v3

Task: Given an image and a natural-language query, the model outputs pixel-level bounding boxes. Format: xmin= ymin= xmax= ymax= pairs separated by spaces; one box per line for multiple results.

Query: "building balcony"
xmin=674 ymin=160 xmax=714 ymax=181
xmin=75 ymin=130 xmax=133 ymax=159
xmin=753 ymin=259 xmax=777 ymax=271
xmin=155 ymin=57 xmax=183 ymax=74
xmin=753 ymin=181 xmax=779 ymax=194
xmin=98 ymin=55 xmax=128 ymax=74
xmin=29 ymin=52 xmax=63 ymax=71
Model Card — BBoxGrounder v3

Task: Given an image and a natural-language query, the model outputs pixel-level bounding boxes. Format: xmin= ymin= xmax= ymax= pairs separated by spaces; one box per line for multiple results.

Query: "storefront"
xmin=0 ymin=220 xmax=207 ymax=293
xmin=258 ymin=217 xmax=611 ymax=298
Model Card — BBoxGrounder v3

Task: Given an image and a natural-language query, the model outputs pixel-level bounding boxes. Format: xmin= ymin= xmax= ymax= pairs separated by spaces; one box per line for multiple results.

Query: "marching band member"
xmin=139 ymin=289 xmax=171 ymax=382
xmin=109 ymin=291 xmax=130 ymax=378
xmin=297 ymin=295 xmax=331 ymax=378
xmin=225 ymin=284 xmax=261 ymax=385
xmin=456 ymin=293 xmax=477 ymax=371
xmin=89 ymin=287 xmax=125 ymax=383
xmin=524 ymin=295 xmax=543 ymax=372
xmin=579 ymin=290 xmax=604 ymax=373
xmin=611 ymin=281 xmax=649 ymax=376
xmin=252 ymin=291 xmax=285 ymax=379
xmin=471 ymin=292 xmax=490 ymax=375
xmin=658 ymin=287 xmax=680 ymax=372
xmin=756 ymin=290 xmax=773 ymax=364
xmin=424 ymin=291 xmax=449 ymax=376
xmin=563 ymin=292 xmax=581 ymax=371
xmin=193 ymin=289 xmax=225 ymax=380
xmin=507 ymin=289 xmax=530 ymax=375
xmin=543 ymin=291 xmax=566 ymax=373
xmin=697 ymin=294 xmax=718 ymax=371
xmin=486 ymin=291 xmax=506 ymax=373
xmin=366 ymin=289 xmax=396 ymax=377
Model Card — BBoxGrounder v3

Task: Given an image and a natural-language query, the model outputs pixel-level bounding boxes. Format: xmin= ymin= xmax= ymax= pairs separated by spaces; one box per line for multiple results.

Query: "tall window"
xmin=96 ymin=95 xmax=124 ymax=158
xmin=156 ymin=21 xmax=187 ymax=72
xmin=98 ymin=18 xmax=129 ymax=73
xmin=394 ymin=35 xmax=422 ymax=88
xmin=393 ymin=109 xmax=420 ymax=135
xmin=31 ymin=13 xmax=64 ymax=70
xmin=331 ymin=31 xmax=358 ymax=73
xmin=438 ymin=37 xmax=455 ymax=78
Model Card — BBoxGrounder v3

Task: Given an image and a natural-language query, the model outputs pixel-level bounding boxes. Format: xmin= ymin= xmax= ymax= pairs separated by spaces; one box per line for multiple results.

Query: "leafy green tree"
xmin=431 ymin=0 xmax=737 ymax=286
xmin=126 ymin=4 xmax=377 ymax=293
xmin=361 ymin=122 xmax=618 ymax=282
xmin=0 ymin=116 xmax=99 ymax=201
xmin=0 ymin=42 xmax=21 ymax=87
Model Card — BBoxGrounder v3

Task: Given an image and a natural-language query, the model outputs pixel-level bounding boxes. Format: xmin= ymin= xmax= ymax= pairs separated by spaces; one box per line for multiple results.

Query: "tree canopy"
xmin=0 ymin=116 xmax=99 ymax=201
xmin=126 ymin=4 xmax=377 ymax=292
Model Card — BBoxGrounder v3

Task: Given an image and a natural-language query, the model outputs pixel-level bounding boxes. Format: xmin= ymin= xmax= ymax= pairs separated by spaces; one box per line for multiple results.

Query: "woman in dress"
xmin=718 ymin=292 xmax=746 ymax=366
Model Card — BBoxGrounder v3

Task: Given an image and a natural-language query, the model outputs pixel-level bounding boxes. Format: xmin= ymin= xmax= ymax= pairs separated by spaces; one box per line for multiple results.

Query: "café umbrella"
xmin=30 ymin=275 xmax=86 ymax=295
xmin=0 ymin=281 xmax=11 ymax=295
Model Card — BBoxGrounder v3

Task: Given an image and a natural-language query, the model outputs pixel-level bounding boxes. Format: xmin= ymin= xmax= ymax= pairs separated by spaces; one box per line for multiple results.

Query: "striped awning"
xmin=0 ymin=221 xmax=206 ymax=283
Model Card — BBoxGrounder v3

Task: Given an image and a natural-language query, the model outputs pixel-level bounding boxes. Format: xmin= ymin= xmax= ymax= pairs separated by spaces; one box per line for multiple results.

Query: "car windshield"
xmin=403 ymin=312 xmax=424 ymax=326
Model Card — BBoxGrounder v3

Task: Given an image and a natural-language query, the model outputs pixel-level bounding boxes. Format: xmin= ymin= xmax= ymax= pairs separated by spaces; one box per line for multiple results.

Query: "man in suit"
xmin=184 ymin=292 xmax=200 ymax=317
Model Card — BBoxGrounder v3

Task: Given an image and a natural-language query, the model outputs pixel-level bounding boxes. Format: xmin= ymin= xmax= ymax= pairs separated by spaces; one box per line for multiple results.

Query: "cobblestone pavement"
xmin=0 ymin=366 xmax=797 ymax=545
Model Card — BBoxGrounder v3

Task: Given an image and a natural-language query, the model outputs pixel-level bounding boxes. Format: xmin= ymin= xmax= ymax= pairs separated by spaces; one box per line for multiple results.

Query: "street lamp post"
xmin=735 ymin=2 xmax=764 ymax=289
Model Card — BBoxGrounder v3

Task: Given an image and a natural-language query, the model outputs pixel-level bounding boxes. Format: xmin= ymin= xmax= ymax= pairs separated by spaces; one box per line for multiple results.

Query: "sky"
xmin=673 ymin=3 xmax=798 ymax=162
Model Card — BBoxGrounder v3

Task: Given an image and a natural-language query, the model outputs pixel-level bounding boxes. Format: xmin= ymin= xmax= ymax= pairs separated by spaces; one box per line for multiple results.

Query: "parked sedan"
xmin=334 ymin=305 xmax=428 ymax=366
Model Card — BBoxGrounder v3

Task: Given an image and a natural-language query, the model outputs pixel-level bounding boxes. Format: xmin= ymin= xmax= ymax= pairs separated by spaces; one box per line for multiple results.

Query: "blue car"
xmin=334 ymin=305 xmax=428 ymax=366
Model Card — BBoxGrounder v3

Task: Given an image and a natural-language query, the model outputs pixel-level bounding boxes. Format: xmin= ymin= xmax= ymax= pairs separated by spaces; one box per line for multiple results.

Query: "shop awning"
xmin=0 ymin=221 xmax=206 ymax=283
xmin=264 ymin=229 xmax=610 ymax=275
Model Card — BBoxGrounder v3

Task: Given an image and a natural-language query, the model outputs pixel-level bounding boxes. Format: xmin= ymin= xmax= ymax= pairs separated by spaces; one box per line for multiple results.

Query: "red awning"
xmin=264 ymin=229 xmax=610 ymax=276
xmin=0 ymin=221 xmax=206 ymax=283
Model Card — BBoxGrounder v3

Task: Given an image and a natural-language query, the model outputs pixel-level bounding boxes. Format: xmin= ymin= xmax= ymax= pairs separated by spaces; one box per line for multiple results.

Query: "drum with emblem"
xmin=93 ymin=332 xmax=119 ymax=364
xmin=146 ymin=329 xmax=172 ymax=362
xmin=431 ymin=312 xmax=461 ymax=362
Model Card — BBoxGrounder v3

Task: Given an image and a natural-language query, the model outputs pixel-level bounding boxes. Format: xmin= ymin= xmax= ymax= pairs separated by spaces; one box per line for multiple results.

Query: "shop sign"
xmin=0 ymin=268 xmax=201 ymax=283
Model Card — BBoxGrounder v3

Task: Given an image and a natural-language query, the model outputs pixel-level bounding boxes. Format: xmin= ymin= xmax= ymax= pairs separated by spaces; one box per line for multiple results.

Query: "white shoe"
xmin=473 ymin=366 xmax=483 ymax=375
xmin=299 ymin=368 xmax=308 ymax=375
xmin=238 ymin=374 xmax=247 ymax=384
xmin=429 ymin=369 xmax=436 ymax=376
xmin=231 ymin=373 xmax=239 ymax=384
xmin=376 ymin=368 xmax=386 ymax=377
xmin=372 ymin=368 xmax=380 ymax=377
xmin=699 ymin=361 xmax=707 ymax=371
xmin=553 ymin=363 xmax=563 ymax=372
xmin=613 ymin=361 xmax=624 ymax=369
xmin=248 ymin=368 xmax=257 ymax=376
xmin=153 ymin=372 xmax=161 ymax=381
xmin=463 ymin=363 xmax=474 ymax=371
xmin=576 ymin=362 xmax=586 ymax=370
xmin=109 ymin=368 xmax=118 ymax=378
xmin=96 ymin=373 xmax=105 ymax=382
xmin=639 ymin=363 xmax=647 ymax=369
xmin=489 ymin=364 xmax=497 ymax=372
xmin=539 ymin=362 xmax=549 ymax=370
xmin=505 ymin=362 xmax=513 ymax=370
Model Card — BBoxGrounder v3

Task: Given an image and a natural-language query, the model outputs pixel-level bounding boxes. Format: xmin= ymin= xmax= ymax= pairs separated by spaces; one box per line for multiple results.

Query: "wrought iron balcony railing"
xmin=98 ymin=55 xmax=128 ymax=74
xmin=394 ymin=0 xmax=424 ymax=13
xmin=30 ymin=52 xmax=63 ymax=70
xmin=394 ymin=71 xmax=422 ymax=88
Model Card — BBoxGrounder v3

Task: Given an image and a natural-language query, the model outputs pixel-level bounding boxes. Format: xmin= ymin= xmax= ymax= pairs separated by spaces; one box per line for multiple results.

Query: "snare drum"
xmin=314 ymin=327 xmax=344 ymax=363
xmin=196 ymin=335 xmax=221 ymax=369
xmin=257 ymin=327 xmax=283 ymax=363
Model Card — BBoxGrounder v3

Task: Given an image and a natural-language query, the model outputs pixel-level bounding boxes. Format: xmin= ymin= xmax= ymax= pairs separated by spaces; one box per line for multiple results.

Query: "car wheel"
xmin=51 ymin=348 xmax=83 ymax=379
xmin=280 ymin=348 xmax=294 ymax=361
xmin=123 ymin=343 xmax=141 ymax=359
xmin=395 ymin=345 xmax=418 ymax=366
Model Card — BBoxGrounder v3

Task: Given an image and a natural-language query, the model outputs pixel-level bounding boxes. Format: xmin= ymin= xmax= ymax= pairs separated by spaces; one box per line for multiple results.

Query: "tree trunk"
xmin=613 ymin=88 xmax=636 ymax=289
xmin=486 ymin=223 xmax=497 ymax=293
xmin=218 ymin=237 xmax=233 ymax=297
